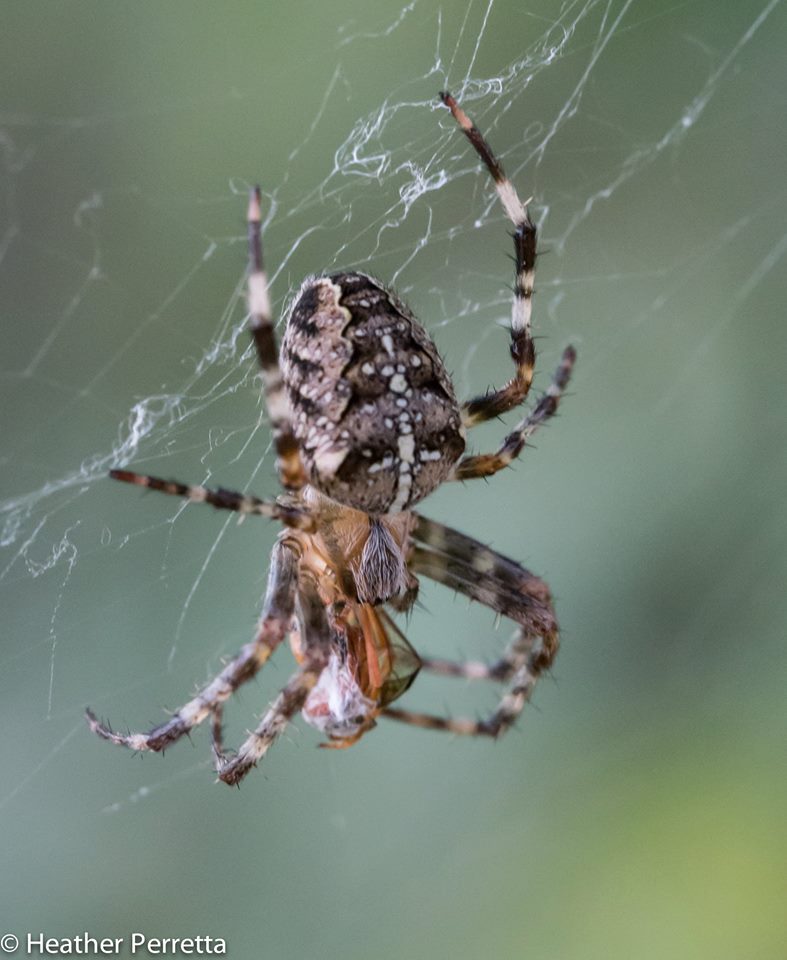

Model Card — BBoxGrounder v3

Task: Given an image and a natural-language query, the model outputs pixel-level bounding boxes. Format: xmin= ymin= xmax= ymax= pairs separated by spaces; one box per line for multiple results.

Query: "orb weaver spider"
xmin=86 ymin=92 xmax=576 ymax=785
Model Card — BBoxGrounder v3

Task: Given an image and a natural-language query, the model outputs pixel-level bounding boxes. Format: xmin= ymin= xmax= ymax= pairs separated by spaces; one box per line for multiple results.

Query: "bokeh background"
xmin=1 ymin=2 xmax=785 ymax=958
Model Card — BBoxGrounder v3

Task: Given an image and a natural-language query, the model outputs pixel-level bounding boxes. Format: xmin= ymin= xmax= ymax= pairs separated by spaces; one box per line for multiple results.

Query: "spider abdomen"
xmin=281 ymin=272 xmax=465 ymax=515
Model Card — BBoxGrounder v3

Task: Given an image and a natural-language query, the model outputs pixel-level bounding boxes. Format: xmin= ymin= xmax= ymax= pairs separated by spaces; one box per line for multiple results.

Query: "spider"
xmin=86 ymin=92 xmax=576 ymax=786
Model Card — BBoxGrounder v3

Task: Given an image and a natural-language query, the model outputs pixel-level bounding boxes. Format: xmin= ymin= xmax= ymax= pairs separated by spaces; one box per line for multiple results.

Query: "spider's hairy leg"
xmin=416 ymin=646 xmax=526 ymax=683
xmin=210 ymin=703 xmax=227 ymax=767
xmin=247 ymin=188 xmax=307 ymax=491
xmin=452 ymin=345 xmax=575 ymax=481
xmin=109 ymin=470 xmax=314 ymax=530
xmin=85 ymin=540 xmax=300 ymax=753
xmin=382 ymin=707 xmax=495 ymax=736
xmin=215 ymin=574 xmax=332 ymax=785
xmin=215 ymin=665 xmax=323 ymax=785
xmin=383 ymin=627 xmax=543 ymax=737
xmin=439 ymin=91 xmax=538 ymax=427
xmin=387 ymin=514 xmax=558 ymax=738
xmin=410 ymin=514 xmax=558 ymax=665
xmin=377 ymin=608 xmax=514 ymax=683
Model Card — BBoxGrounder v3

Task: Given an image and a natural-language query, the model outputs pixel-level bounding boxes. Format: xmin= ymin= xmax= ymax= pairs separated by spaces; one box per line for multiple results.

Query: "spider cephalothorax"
xmin=86 ymin=91 xmax=576 ymax=784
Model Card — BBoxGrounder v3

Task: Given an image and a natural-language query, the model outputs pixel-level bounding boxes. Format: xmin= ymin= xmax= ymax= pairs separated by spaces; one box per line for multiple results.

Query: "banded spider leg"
xmin=86 ymin=540 xmax=300 ymax=755
xmin=381 ymin=514 xmax=558 ymax=737
xmin=246 ymin=188 xmax=307 ymax=491
xmin=214 ymin=574 xmax=333 ymax=785
xmin=439 ymin=91 xmax=576 ymax=481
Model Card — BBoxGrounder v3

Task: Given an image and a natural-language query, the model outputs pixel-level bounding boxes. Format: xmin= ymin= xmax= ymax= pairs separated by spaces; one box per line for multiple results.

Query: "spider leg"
xmin=85 ymin=540 xmax=299 ymax=753
xmin=381 ymin=707 xmax=493 ymax=735
xmin=215 ymin=662 xmax=323 ymax=785
xmin=440 ymin=91 xmax=538 ymax=428
xmin=209 ymin=703 xmax=227 ymax=766
xmin=387 ymin=514 xmax=558 ymax=738
xmin=411 ymin=515 xmax=557 ymax=636
xmin=214 ymin=572 xmax=333 ymax=785
xmin=247 ymin=188 xmax=307 ymax=491
xmin=451 ymin=345 xmax=575 ymax=481
xmin=417 ymin=650 xmax=521 ymax=683
xmin=109 ymin=470 xmax=314 ymax=530
xmin=377 ymin=605 xmax=521 ymax=683
xmin=382 ymin=626 xmax=540 ymax=737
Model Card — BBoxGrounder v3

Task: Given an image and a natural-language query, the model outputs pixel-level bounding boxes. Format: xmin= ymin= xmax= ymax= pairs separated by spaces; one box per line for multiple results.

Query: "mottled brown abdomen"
xmin=281 ymin=272 xmax=465 ymax=515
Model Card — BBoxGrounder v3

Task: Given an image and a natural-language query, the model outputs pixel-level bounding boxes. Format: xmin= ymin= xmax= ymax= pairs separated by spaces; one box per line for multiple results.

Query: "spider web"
xmin=1 ymin=0 xmax=785 ymax=827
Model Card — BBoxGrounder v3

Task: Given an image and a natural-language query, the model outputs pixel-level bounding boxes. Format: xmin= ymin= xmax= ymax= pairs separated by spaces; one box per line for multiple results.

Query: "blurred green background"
xmin=1 ymin=2 xmax=785 ymax=958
